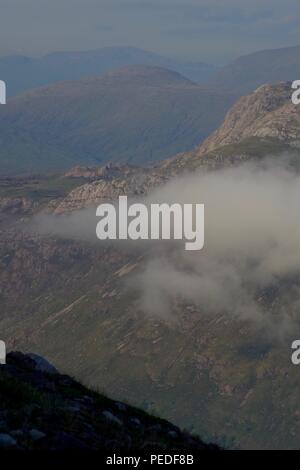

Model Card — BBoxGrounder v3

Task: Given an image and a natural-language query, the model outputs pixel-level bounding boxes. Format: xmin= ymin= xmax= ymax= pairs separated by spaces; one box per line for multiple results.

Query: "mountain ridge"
xmin=0 ymin=46 xmax=217 ymax=97
xmin=0 ymin=65 xmax=235 ymax=175
xmin=208 ymin=45 xmax=300 ymax=94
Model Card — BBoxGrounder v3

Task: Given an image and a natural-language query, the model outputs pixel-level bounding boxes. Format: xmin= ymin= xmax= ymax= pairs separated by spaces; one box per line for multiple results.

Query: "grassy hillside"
xmin=0 ymin=65 xmax=234 ymax=175
xmin=2 ymin=81 xmax=300 ymax=449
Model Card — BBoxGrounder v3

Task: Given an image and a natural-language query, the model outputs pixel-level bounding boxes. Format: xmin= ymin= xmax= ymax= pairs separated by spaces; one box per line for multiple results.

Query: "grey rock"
xmin=148 ymin=424 xmax=162 ymax=433
xmin=102 ymin=411 xmax=123 ymax=426
xmin=29 ymin=429 xmax=46 ymax=441
xmin=66 ymin=405 xmax=81 ymax=413
xmin=0 ymin=434 xmax=17 ymax=448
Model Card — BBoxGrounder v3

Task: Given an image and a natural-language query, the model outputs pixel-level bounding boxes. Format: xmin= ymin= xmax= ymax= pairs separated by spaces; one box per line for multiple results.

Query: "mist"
xmin=130 ymin=155 xmax=300 ymax=331
xmin=33 ymin=154 xmax=300 ymax=333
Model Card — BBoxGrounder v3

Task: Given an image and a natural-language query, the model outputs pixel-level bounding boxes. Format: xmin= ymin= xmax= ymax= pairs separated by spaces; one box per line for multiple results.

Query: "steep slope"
xmin=0 ymin=203 xmax=299 ymax=450
xmin=196 ymin=81 xmax=299 ymax=156
xmin=0 ymin=351 xmax=218 ymax=451
xmin=158 ymin=81 xmax=300 ymax=175
xmin=0 ymin=65 xmax=235 ymax=175
xmin=208 ymin=46 xmax=300 ymax=94
xmin=2 ymin=82 xmax=300 ymax=450
xmin=0 ymin=47 xmax=217 ymax=97
xmin=1 ymin=166 xmax=300 ymax=450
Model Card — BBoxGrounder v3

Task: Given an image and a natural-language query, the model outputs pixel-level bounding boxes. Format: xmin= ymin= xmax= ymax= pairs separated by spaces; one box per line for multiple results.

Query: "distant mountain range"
xmin=0 ymin=351 xmax=217 ymax=451
xmin=0 ymin=46 xmax=217 ymax=97
xmin=0 ymin=65 xmax=235 ymax=175
xmin=1 ymin=45 xmax=300 ymax=175
xmin=208 ymin=45 xmax=300 ymax=94
xmin=197 ymin=81 xmax=297 ymax=155
xmin=2 ymin=45 xmax=300 ymax=99
xmin=159 ymin=80 xmax=300 ymax=175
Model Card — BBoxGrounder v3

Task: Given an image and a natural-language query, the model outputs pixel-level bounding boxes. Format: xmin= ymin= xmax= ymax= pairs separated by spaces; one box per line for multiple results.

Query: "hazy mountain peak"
xmin=0 ymin=351 xmax=217 ymax=451
xmin=0 ymin=46 xmax=216 ymax=97
xmin=209 ymin=45 xmax=300 ymax=94
xmin=98 ymin=64 xmax=196 ymax=86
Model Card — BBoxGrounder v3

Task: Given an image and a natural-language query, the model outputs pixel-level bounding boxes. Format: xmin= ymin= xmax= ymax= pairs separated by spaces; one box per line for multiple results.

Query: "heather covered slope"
xmin=0 ymin=352 xmax=218 ymax=451
xmin=0 ymin=65 xmax=234 ymax=175
xmin=160 ymin=81 xmax=300 ymax=174
xmin=1 ymin=196 xmax=299 ymax=450
xmin=198 ymin=82 xmax=299 ymax=155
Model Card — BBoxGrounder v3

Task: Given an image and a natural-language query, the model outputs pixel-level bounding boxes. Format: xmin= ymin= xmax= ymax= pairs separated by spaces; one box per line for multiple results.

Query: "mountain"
xmin=208 ymin=46 xmax=300 ymax=94
xmin=192 ymin=81 xmax=299 ymax=156
xmin=0 ymin=47 xmax=217 ymax=97
xmin=0 ymin=65 xmax=235 ymax=175
xmin=0 ymin=351 xmax=218 ymax=451
xmin=1 ymin=83 xmax=300 ymax=450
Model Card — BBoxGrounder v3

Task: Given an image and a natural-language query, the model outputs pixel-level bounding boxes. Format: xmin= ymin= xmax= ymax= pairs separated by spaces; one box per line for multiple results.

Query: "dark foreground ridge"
xmin=0 ymin=352 xmax=219 ymax=451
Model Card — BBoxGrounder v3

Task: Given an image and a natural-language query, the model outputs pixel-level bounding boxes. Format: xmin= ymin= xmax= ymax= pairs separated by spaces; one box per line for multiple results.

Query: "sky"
xmin=1 ymin=0 xmax=300 ymax=64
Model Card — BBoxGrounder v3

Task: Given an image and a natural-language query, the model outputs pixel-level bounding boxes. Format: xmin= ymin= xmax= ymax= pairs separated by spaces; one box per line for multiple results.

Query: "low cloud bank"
xmin=33 ymin=155 xmax=300 ymax=332
xmin=133 ymin=155 xmax=300 ymax=332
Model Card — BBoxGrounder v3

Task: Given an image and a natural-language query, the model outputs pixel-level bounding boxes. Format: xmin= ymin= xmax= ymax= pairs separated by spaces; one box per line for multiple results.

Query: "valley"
xmin=3 ymin=0 xmax=300 ymax=455
xmin=1 ymin=81 xmax=300 ymax=449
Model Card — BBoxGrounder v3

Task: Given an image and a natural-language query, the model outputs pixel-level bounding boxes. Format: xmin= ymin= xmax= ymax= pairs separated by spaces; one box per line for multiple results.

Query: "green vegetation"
xmin=0 ymin=352 xmax=218 ymax=451
xmin=0 ymin=175 xmax=86 ymax=202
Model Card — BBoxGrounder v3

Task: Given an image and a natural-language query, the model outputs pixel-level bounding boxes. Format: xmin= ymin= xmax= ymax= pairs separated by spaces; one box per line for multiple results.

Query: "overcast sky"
xmin=1 ymin=0 xmax=300 ymax=64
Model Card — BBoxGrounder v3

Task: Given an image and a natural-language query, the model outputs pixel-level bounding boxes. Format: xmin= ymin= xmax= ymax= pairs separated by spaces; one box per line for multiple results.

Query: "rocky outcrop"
xmin=0 ymin=197 xmax=34 ymax=215
xmin=53 ymin=166 xmax=166 ymax=213
xmin=197 ymin=81 xmax=300 ymax=155
xmin=64 ymin=163 xmax=139 ymax=180
xmin=0 ymin=65 xmax=234 ymax=175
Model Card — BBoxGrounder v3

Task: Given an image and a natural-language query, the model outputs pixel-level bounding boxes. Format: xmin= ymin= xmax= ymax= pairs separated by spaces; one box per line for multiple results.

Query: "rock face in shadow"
xmin=208 ymin=46 xmax=300 ymax=95
xmin=0 ymin=352 xmax=219 ymax=451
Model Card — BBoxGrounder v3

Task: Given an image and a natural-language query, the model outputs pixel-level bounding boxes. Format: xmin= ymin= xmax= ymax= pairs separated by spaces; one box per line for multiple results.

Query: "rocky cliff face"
xmin=53 ymin=164 xmax=166 ymax=213
xmin=197 ymin=82 xmax=300 ymax=155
